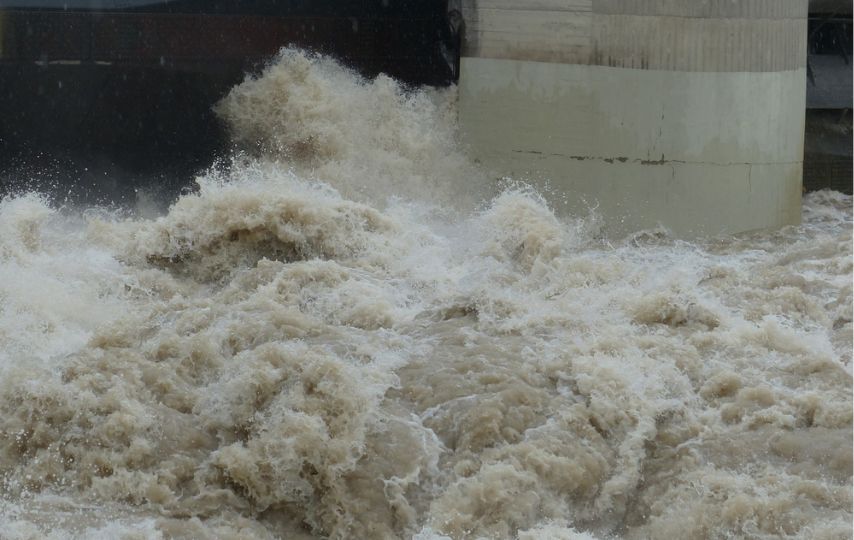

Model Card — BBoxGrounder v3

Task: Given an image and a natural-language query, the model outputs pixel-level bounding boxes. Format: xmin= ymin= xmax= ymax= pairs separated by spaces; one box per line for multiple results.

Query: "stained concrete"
xmin=459 ymin=0 xmax=808 ymax=237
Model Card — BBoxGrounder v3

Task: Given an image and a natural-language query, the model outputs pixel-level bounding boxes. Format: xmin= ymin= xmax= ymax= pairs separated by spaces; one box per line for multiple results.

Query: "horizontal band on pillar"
xmin=591 ymin=15 xmax=806 ymax=72
xmin=461 ymin=0 xmax=808 ymax=72
xmin=592 ymin=0 xmax=807 ymax=20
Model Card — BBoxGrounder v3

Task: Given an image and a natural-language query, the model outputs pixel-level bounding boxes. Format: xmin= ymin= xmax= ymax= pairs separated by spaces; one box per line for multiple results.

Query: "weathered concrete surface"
xmin=460 ymin=59 xmax=804 ymax=235
xmin=462 ymin=0 xmax=807 ymax=70
xmin=459 ymin=0 xmax=808 ymax=237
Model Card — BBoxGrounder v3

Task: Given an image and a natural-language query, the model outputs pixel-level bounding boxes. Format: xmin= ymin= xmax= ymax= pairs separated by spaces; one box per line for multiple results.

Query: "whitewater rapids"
xmin=0 ymin=50 xmax=851 ymax=540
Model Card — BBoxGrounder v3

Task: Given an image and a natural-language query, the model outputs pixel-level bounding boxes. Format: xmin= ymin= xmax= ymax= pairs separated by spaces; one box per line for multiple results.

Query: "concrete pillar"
xmin=459 ymin=0 xmax=808 ymax=236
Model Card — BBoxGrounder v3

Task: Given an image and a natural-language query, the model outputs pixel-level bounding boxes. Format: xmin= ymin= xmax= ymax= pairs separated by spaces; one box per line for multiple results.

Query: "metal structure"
xmin=804 ymin=0 xmax=852 ymax=193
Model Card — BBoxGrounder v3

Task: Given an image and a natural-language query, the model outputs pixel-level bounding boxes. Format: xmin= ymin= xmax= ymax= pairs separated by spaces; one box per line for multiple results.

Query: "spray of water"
xmin=0 ymin=49 xmax=851 ymax=540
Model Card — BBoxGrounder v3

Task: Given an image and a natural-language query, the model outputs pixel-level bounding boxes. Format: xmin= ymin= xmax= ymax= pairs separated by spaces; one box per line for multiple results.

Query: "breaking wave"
xmin=0 ymin=49 xmax=851 ymax=540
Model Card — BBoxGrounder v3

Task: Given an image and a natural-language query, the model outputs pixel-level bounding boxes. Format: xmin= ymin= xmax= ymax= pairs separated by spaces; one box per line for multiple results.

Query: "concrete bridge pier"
xmin=458 ymin=0 xmax=808 ymax=236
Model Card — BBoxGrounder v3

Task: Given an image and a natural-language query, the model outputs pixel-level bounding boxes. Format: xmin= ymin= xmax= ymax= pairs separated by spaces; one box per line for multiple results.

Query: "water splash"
xmin=0 ymin=49 xmax=851 ymax=540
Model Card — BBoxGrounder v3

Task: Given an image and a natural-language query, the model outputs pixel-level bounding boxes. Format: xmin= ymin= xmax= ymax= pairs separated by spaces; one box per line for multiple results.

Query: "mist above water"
xmin=0 ymin=49 xmax=851 ymax=540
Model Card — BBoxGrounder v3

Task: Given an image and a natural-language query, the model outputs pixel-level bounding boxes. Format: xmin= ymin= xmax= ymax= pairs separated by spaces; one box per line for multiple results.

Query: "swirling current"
xmin=0 ymin=50 xmax=851 ymax=540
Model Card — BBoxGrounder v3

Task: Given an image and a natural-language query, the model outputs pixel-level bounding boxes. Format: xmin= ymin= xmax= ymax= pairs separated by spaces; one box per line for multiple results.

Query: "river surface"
xmin=0 ymin=50 xmax=851 ymax=540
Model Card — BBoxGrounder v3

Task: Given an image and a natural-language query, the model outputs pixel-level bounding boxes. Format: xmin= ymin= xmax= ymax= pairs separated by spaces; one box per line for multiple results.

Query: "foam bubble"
xmin=0 ymin=51 xmax=850 ymax=539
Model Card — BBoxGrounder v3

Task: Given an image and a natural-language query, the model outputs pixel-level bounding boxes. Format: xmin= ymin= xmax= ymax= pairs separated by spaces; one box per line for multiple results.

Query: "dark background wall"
xmin=0 ymin=1 xmax=459 ymax=205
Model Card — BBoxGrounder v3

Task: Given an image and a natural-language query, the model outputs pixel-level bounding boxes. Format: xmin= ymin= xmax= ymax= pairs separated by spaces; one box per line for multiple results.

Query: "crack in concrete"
xmin=510 ymin=149 xmax=801 ymax=167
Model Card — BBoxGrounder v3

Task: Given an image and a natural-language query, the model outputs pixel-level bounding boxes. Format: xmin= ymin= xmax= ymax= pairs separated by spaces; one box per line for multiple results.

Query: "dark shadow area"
xmin=0 ymin=1 xmax=461 ymax=206
xmin=805 ymin=3 xmax=852 ymax=193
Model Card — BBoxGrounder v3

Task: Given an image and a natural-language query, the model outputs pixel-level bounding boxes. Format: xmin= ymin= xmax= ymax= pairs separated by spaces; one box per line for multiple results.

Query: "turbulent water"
xmin=0 ymin=50 xmax=851 ymax=540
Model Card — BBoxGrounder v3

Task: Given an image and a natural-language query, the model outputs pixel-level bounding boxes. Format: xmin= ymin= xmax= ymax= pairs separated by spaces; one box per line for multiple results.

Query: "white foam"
xmin=0 ymin=50 xmax=850 ymax=540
